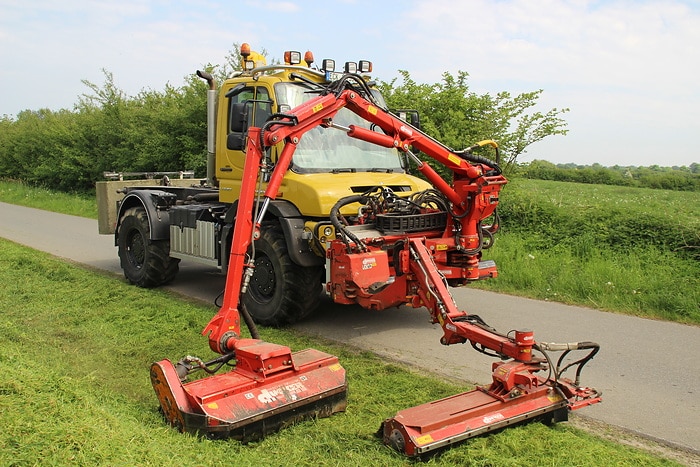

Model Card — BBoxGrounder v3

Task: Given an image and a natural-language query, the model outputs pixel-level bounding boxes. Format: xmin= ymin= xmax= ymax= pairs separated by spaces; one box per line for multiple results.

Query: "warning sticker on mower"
xmin=246 ymin=380 xmax=309 ymax=405
xmin=362 ymin=257 xmax=377 ymax=270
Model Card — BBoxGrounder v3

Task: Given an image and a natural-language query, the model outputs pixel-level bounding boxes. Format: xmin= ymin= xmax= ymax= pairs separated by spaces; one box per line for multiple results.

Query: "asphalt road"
xmin=1 ymin=201 xmax=698 ymax=455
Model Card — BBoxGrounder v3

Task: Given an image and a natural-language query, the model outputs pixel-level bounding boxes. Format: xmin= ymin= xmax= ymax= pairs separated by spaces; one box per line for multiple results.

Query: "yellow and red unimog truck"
xmin=96 ymin=44 xmax=430 ymax=325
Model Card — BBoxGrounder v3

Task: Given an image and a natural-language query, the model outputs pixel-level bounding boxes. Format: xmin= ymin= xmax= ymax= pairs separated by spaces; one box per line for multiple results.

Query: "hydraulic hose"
xmin=455 ymin=141 xmax=503 ymax=175
xmin=455 ymin=150 xmax=502 ymax=175
xmin=240 ymin=302 xmax=260 ymax=340
xmin=536 ymin=341 xmax=601 ymax=386
xmin=330 ymin=194 xmax=368 ymax=251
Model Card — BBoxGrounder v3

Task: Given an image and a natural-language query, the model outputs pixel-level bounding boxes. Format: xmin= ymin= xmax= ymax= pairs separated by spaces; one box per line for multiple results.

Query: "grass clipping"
xmin=0 ymin=239 xmax=681 ymax=467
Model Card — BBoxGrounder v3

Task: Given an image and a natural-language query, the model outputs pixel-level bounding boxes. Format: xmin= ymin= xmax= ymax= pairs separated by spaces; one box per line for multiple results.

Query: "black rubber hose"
xmin=556 ymin=342 xmax=600 ymax=385
xmin=456 ymin=151 xmax=502 ymax=175
xmin=240 ymin=302 xmax=260 ymax=340
xmin=330 ymin=194 xmax=368 ymax=251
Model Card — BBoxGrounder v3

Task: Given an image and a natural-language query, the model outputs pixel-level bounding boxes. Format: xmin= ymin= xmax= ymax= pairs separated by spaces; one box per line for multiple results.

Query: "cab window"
xmin=227 ymin=86 xmax=272 ymax=133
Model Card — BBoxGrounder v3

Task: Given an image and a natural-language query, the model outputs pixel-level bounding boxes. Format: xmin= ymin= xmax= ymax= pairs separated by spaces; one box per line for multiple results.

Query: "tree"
xmin=378 ymin=70 xmax=569 ymax=174
xmin=0 ymin=49 xmax=571 ymax=192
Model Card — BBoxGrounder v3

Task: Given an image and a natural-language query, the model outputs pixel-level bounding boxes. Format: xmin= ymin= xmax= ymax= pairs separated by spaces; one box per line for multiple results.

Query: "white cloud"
xmin=390 ymin=0 xmax=699 ymax=165
xmin=398 ymin=0 xmax=698 ymax=87
xmin=0 ymin=0 xmax=697 ymax=166
xmin=256 ymin=1 xmax=301 ymax=13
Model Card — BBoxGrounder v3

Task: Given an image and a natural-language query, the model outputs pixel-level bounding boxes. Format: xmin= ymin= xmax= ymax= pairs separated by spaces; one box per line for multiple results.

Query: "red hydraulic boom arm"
xmin=206 ymin=81 xmax=527 ymax=360
xmin=152 ymin=74 xmax=601 ymax=457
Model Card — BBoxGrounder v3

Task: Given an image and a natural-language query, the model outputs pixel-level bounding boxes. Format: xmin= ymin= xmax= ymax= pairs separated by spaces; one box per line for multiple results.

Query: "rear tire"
xmin=243 ymin=224 xmax=323 ymax=326
xmin=117 ymin=206 xmax=180 ymax=287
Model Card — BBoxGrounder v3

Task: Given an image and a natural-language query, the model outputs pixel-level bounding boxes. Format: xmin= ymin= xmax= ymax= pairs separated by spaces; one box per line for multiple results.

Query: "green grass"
xmin=507 ymin=177 xmax=700 ymax=222
xmin=0 ymin=179 xmax=97 ymax=218
xmin=498 ymin=178 xmax=700 ymax=259
xmin=0 ymin=238 xmax=681 ymax=466
xmin=0 ymin=177 xmax=698 ymax=326
xmin=475 ymin=178 xmax=700 ymax=324
xmin=477 ymin=232 xmax=699 ymax=323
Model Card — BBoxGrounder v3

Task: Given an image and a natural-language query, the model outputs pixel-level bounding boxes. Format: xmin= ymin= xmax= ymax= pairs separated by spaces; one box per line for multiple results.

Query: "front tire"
xmin=243 ymin=224 xmax=323 ymax=326
xmin=117 ymin=206 xmax=180 ymax=287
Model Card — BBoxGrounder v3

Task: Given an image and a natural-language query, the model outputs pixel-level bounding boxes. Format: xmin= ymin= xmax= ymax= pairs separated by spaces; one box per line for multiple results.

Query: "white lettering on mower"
xmin=257 ymin=381 xmax=308 ymax=404
xmin=483 ymin=413 xmax=505 ymax=424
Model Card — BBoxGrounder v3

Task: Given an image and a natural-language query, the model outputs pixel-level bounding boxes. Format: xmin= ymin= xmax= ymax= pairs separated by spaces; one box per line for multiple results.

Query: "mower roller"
xmin=150 ymin=72 xmax=601 ymax=456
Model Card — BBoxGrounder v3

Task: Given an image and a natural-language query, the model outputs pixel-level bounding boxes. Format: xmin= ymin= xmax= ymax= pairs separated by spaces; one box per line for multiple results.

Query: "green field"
xmin=476 ymin=178 xmax=699 ymax=324
xmin=1 ymin=177 xmax=698 ymax=325
xmin=0 ymin=239 xmax=681 ymax=466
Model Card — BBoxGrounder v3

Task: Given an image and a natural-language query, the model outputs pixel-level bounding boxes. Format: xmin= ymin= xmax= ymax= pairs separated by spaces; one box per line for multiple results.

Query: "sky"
xmin=1 ymin=0 xmax=698 ymax=167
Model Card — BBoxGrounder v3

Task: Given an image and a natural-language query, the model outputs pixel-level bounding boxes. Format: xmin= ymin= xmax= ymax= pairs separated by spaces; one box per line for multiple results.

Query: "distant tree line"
xmin=2 ymin=45 xmax=692 ymax=195
xmin=0 ymin=70 xmax=208 ymax=193
xmin=519 ymin=160 xmax=699 ymax=191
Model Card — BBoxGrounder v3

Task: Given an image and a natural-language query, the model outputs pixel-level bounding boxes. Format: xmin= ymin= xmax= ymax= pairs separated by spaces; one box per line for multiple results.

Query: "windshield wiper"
xmin=289 ymin=73 xmax=326 ymax=92
xmin=331 ymin=168 xmax=357 ymax=173
xmin=367 ymin=168 xmax=395 ymax=173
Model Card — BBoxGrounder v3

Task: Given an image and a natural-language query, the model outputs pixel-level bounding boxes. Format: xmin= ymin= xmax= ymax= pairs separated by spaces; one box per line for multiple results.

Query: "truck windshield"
xmin=274 ymin=82 xmax=405 ymax=174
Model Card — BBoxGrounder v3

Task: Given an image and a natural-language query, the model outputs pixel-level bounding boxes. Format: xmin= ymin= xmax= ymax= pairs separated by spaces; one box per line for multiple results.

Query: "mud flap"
xmin=151 ymin=347 xmax=347 ymax=440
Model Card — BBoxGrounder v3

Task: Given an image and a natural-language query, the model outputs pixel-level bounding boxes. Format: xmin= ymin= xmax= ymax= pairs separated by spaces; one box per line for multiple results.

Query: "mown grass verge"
xmin=0 ymin=238 xmax=681 ymax=466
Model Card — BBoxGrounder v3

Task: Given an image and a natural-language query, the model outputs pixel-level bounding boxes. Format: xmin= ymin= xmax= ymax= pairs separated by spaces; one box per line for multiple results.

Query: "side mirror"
xmin=226 ymin=132 xmax=246 ymax=151
xmin=227 ymin=103 xmax=249 ymax=150
xmin=229 ymin=102 xmax=249 ymax=133
xmin=393 ymin=109 xmax=421 ymax=130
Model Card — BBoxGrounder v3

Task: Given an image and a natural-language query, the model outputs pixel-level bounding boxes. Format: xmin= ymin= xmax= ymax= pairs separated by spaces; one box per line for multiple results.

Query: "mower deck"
xmin=380 ymin=383 xmax=568 ymax=457
xmin=151 ymin=345 xmax=347 ymax=440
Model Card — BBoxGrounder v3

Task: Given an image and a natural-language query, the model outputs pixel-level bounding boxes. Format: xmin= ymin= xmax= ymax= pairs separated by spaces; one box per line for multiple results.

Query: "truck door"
xmin=217 ymin=85 xmax=272 ymax=201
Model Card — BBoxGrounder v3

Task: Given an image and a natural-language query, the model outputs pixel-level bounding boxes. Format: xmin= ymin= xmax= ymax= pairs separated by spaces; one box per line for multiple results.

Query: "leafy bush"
xmin=0 ymin=71 xmax=209 ymax=194
xmin=521 ymin=160 xmax=699 ymax=191
xmin=378 ymin=71 xmax=569 ymax=174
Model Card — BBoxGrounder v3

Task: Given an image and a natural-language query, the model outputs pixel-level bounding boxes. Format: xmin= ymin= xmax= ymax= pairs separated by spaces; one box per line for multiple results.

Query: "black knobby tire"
xmin=117 ymin=206 xmax=180 ymax=287
xmin=242 ymin=224 xmax=323 ymax=326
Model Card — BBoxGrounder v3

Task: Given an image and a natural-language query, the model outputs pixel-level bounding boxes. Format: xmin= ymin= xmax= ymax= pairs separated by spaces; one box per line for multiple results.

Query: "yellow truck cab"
xmin=97 ymin=44 xmax=429 ymax=325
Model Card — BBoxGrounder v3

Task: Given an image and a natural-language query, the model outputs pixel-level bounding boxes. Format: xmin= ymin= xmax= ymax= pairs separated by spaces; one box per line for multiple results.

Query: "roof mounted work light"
xmin=358 ymin=60 xmax=372 ymax=73
xmin=284 ymin=51 xmax=302 ymax=65
xmin=344 ymin=61 xmax=357 ymax=73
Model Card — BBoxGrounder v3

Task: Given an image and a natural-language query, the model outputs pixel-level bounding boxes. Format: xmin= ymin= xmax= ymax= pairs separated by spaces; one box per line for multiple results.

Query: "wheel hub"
xmin=127 ymin=231 xmax=146 ymax=269
xmin=253 ymin=256 xmax=275 ymax=297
